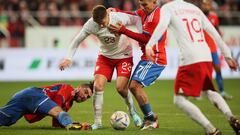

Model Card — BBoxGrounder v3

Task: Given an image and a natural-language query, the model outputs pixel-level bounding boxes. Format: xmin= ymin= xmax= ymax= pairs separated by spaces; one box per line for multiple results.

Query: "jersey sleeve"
xmin=65 ymin=19 xmax=92 ymax=60
xmin=119 ymin=12 xmax=142 ymax=32
xmin=201 ymin=11 xmax=232 ymax=58
xmin=146 ymin=5 xmax=171 ymax=48
xmin=110 ymin=12 xmax=142 ymax=33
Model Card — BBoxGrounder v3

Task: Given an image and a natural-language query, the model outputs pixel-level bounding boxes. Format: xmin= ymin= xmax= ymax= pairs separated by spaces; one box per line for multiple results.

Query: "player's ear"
xmin=89 ymin=81 xmax=94 ymax=93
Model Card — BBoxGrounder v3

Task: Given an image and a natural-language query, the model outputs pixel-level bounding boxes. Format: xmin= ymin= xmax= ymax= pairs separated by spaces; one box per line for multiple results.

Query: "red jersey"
xmin=117 ymin=7 xmax=167 ymax=65
xmin=24 ymin=84 xmax=75 ymax=127
xmin=204 ymin=11 xmax=219 ymax=53
xmin=136 ymin=7 xmax=167 ymax=65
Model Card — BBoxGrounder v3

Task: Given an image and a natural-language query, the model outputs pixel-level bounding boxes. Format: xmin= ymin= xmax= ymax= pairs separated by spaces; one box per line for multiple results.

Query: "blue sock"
xmin=57 ymin=111 xmax=72 ymax=127
xmin=216 ymin=71 xmax=224 ymax=93
xmin=140 ymin=104 xmax=154 ymax=121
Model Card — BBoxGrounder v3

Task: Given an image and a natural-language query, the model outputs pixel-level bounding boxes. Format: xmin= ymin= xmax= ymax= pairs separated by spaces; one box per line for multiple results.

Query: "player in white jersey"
xmin=59 ymin=5 xmax=142 ymax=130
xmin=145 ymin=0 xmax=239 ymax=135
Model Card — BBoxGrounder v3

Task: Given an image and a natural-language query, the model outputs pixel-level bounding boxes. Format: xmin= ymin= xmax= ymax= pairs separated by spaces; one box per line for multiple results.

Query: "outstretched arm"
xmin=59 ymin=21 xmax=91 ymax=71
xmin=201 ymin=11 xmax=238 ymax=71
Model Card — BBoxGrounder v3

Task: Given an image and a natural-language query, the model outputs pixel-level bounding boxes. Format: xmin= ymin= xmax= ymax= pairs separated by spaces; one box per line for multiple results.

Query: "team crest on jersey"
xmin=178 ymin=88 xmax=184 ymax=94
xmin=95 ymin=66 xmax=100 ymax=71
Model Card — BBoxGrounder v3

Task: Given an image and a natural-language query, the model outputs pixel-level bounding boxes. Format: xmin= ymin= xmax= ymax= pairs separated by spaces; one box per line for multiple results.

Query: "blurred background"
xmin=0 ymin=0 xmax=239 ymax=81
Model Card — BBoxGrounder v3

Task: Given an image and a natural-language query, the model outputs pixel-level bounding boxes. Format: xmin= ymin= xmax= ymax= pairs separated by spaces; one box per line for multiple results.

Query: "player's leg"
xmin=115 ymin=57 xmax=142 ymax=127
xmin=33 ymin=94 xmax=72 ymax=127
xmin=174 ymin=62 xmax=221 ymax=134
xmin=116 ymin=76 xmax=142 ymax=127
xmin=202 ymin=63 xmax=240 ymax=134
xmin=0 ymin=87 xmax=35 ymax=126
xmin=174 ymin=94 xmax=219 ymax=134
xmin=130 ymin=60 xmax=164 ymax=130
xmin=0 ymin=100 xmax=24 ymax=126
xmin=92 ymin=55 xmax=114 ymax=130
xmin=212 ymin=52 xmax=232 ymax=99
xmin=129 ymin=80 xmax=158 ymax=130
xmin=91 ymin=74 xmax=107 ymax=129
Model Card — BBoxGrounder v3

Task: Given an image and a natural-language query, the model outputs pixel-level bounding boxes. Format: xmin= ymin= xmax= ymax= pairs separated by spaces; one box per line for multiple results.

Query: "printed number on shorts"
xmin=136 ymin=65 xmax=144 ymax=75
xmin=182 ymin=18 xmax=204 ymax=43
xmin=122 ymin=62 xmax=132 ymax=72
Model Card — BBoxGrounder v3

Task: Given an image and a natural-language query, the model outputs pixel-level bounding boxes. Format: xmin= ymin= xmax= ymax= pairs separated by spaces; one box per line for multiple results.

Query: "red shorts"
xmin=94 ymin=55 xmax=133 ymax=82
xmin=174 ymin=62 xmax=216 ymax=97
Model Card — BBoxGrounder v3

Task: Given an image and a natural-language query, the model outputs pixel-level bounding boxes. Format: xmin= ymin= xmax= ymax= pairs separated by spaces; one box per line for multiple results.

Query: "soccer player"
xmin=58 ymin=5 xmax=142 ymax=130
xmin=201 ymin=0 xmax=233 ymax=100
xmin=145 ymin=0 xmax=240 ymax=134
xmin=0 ymin=82 xmax=93 ymax=130
xmin=108 ymin=0 xmax=167 ymax=130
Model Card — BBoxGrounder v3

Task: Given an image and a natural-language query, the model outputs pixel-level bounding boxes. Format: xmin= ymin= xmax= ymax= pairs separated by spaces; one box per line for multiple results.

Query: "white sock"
xmin=204 ymin=90 xmax=233 ymax=120
xmin=93 ymin=91 xmax=104 ymax=125
xmin=122 ymin=90 xmax=136 ymax=116
xmin=174 ymin=95 xmax=215 ymax=133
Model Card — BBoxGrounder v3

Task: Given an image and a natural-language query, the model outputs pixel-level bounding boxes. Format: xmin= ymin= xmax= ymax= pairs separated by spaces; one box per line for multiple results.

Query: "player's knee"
xmin=173 ymin=95 xmax=185 ymax=107
xmin=116 ymin=87 xmax=128 ymax=98
xmin=57 ymin=111 xmax=72 ymax=127
xmin=94 ymin=83 xmax=104 ymax=92
xmin=116 ymin=84 xmax=126 ymax=93
xmin=129 ymin=81 xmax=140 ymax=94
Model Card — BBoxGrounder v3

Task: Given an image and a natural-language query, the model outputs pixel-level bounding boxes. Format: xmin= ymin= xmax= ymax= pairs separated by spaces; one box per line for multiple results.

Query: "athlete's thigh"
xmin=0 ymin=100 xmax=24 ymax=126
xmin=202 ymin=62 xmax=216 ymax=91
xmin=94 ymin=74 xmax=108 ymax=91
xmin=36 ymin=98 xmax=58 ymax=114
xmin=116 ymin=57 xmax=133 ymax=79
xmin=116 ymin=76 xmax=129 ymax=90
xmin=94 ymin=55 xmax=115 ymax=82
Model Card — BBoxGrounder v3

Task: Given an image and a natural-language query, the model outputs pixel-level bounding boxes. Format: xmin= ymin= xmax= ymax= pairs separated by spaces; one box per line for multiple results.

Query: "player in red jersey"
xmin=201 ymin=0 xmax=233 ymax=100
xmin=0 ymin=82 xmax=93 ymax=130
xmin=108 ymin=0 xmax=167 ymax=130
xmin=145 ymin=0 xmax=239 ymax=134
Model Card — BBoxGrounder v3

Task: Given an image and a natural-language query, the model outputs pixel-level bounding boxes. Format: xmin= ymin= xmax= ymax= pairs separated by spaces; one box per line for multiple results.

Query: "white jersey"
xmin=146 ymin=0 xmax=232 ymax=66
xmin=66 ymin=12 xmax=142 ymax=59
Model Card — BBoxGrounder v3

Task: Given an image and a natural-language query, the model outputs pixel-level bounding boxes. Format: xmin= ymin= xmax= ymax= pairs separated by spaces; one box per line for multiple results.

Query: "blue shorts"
xmin=0 ymin=87 xmax=57 ymax=126
xmin=131 ymin=60 xmax=165 ymax=87
xmin=211 ymin=52 xmax=220 ymax=66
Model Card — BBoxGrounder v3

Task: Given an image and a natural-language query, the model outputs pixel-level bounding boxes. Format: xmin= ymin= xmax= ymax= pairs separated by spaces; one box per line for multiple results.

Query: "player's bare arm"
xmin=108 ymin=22 xmax=123 ymax=33
xmin=59 ymin=58 xmax=72 ymax=71
xmin=146 ymin=46 xmax=155 ymax=62
xmin=225 ymin=57 xmax=238 ymax=71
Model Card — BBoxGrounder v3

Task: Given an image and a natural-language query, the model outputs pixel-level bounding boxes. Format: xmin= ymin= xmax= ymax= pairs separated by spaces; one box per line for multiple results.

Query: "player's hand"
xmin=225 ymin=57 xmax=238 ymax=71
xmin=107 ymin=7 xmax=117 ymax=13
xmin=66 ymin=122 xmax=92 ymax=130
xmin=146 ymin=46 xmax=155 ymax=62
xmin=108 ymin=22 xmax=123 ymax=33
xmin=59 ymin=59 xmax=72 ymax=71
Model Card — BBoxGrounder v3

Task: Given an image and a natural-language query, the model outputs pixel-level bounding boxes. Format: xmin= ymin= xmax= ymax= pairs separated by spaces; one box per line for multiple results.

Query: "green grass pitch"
xmin=0 ymin=79 xmax=239 ymax=135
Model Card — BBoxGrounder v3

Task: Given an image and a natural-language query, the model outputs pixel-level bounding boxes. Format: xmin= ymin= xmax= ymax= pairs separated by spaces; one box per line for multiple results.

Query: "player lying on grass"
xmin=0 ymin=82 xmax=93 ymax=130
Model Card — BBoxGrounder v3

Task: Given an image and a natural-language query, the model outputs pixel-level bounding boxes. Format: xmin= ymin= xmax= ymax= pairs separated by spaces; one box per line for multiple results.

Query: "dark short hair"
xmin=92 ymin=5 xmax=107 ymax=24
xmin=80 ymin=81 xmax=94 ymax=93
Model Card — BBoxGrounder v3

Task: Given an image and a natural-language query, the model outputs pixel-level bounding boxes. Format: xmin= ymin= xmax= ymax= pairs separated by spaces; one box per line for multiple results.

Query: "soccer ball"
xmin=110 ymin=111 xmax=130 ymax=130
